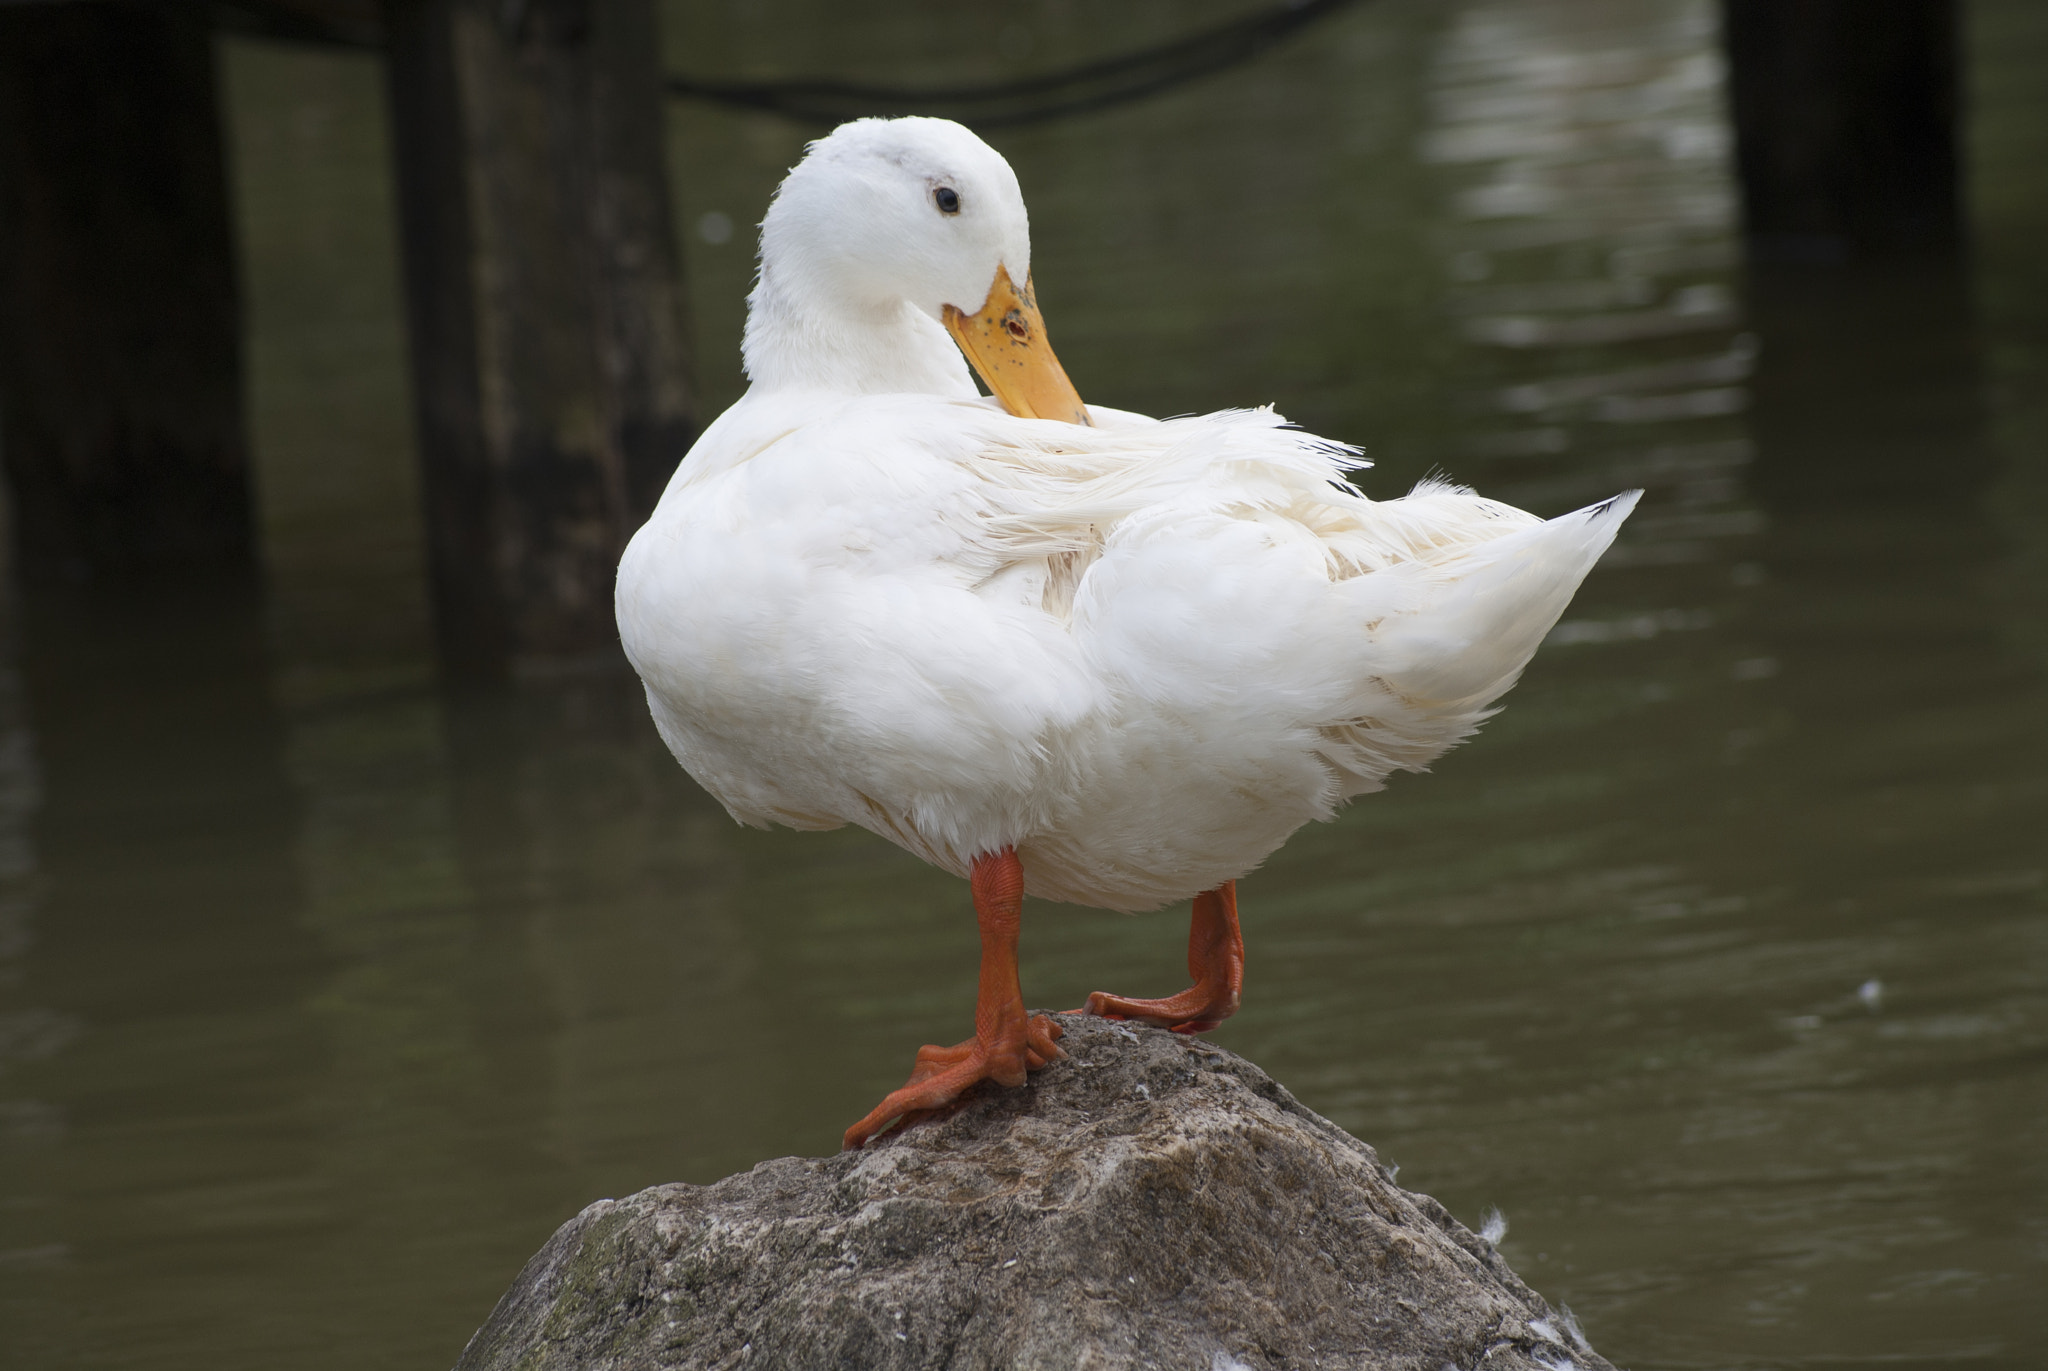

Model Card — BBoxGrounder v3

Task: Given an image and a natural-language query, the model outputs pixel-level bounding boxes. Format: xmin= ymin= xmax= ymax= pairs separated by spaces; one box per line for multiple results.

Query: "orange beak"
xmin=942 ymin=266 xmax=1092 ymax=426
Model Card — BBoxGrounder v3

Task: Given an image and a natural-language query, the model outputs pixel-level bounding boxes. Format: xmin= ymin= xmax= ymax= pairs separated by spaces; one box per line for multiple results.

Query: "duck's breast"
xmin=617 ymin=395 xmax=1100 ymax=868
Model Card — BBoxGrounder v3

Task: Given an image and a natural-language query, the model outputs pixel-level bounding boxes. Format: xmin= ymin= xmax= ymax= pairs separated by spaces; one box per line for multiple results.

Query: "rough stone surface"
xmin=454 ymin=1017 xmax=1612 ymax=1371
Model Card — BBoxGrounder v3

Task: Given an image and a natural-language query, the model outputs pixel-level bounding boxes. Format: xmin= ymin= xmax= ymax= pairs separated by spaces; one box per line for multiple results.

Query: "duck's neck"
xmin=742 ymin=266 xmax=979 ymax=400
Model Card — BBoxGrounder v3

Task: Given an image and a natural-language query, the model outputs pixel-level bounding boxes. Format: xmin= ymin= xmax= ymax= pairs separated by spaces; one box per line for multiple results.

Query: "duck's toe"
xmin=1074 ymin=988 xmax=1236 ymax=1034
xmin=843 ymin=1014 xmax=1065 ymax=1150
xmin=1070 ymin=881 xmax=1244 ymax=1035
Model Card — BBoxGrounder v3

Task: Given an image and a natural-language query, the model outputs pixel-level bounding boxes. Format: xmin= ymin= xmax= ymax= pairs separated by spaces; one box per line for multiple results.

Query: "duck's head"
xmin=745 ymin=117 xmax=1090 ymax=425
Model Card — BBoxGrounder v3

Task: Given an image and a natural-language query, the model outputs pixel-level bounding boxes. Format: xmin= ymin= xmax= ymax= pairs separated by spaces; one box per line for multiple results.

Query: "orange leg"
xmin=842 ymin=847 xmax=1065 ymax=1150
xmin=1074 ymin=880 xmax=1243 ymax=1033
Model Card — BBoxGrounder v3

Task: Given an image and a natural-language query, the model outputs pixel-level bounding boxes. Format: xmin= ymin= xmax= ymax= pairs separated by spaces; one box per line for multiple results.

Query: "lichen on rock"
xmin=454 ymin=1016 xmax=1612 ymax=1371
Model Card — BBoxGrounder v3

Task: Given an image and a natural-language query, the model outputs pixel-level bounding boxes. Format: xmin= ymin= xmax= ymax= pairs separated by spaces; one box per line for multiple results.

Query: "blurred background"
xmin=0 ymin=0 xmax=2043 ymax=1366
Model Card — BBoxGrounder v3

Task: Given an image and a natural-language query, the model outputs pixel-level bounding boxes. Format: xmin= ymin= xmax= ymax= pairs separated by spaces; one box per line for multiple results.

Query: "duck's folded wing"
xmin=1003 ymin=422 xmax=1640 ymax=803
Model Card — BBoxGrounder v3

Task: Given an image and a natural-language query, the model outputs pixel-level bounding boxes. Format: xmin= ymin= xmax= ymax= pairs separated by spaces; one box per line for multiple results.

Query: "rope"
xmin=664 ymin=0 xmax=1362 ymax=129
xmin=212 ymin=0 xmax=1364 ymax=130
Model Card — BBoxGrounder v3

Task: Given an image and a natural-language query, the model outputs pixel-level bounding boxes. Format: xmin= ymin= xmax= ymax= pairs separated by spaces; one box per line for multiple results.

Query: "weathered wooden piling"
xmin=381 ymin=0 xmax=694 ymax=678
xmin=1720 ymin=0 xmax=1962 ymax=260
xmin=1722 ymin=0 xmax=1985 ymax=508
xmin=0 ymin=3 xmax=255 ymax=583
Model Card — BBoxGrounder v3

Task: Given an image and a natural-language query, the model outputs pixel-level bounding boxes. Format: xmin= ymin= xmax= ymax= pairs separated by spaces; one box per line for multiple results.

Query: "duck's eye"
xmin=934 ymin=186 xmax=961 ymax=215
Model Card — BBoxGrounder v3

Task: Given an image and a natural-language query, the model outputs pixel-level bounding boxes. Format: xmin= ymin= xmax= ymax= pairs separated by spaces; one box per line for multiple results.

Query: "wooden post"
xmin=1742 ymin=258 xmax=1990 ymax=511
xmin=382 ymin=0 xmax=694 ymax=679
xmin=1720 ymin=0 xmax=1962 ymax=261
xmin=0 ymin=3 xmax=255 ymax=583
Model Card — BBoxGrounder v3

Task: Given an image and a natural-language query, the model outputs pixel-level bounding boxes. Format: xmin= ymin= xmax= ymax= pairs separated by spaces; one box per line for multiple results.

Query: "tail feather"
xmin=1359 ymin=490 xmax=1640 ymax=709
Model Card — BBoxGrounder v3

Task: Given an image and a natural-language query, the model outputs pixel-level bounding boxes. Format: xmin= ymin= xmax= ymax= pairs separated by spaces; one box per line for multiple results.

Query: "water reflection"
xmin=1746 ymin=256 xmax=1995 ymax=509
xmin=0 ymin=581 xmax=326 ymax=1363
xmin=0 ymin=611 xmax=58 ymax=1282
xmin=0 ymin=2 xmax=2044 ymax=1368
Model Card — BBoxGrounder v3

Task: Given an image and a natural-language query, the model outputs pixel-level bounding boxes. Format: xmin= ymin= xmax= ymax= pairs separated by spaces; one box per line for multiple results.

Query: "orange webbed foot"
xmin=843 ymin=1013 xmax=1064 ymax=1150
xmin=1069 ymin=881 xmax=1244 ymax=1036
xmin=1075 ymin=989 xmax=1235 ymax=1034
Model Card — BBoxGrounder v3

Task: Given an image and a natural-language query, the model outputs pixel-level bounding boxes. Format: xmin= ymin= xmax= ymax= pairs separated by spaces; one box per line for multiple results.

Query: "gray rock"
xmin=455 ymin=1016 xmax=1611 ymax=1371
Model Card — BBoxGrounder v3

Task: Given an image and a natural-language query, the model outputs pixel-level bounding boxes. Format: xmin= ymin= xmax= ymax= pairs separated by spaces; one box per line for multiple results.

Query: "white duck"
xmin=616 ymin=117 xmax=1637 ymax=1149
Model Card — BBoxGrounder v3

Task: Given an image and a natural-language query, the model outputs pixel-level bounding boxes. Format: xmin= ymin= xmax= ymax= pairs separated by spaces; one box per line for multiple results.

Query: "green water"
xmin=3 ymin=1 xmax=2045 ymax=1367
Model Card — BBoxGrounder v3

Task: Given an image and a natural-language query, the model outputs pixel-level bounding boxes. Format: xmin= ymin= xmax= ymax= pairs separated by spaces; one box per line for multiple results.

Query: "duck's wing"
xmin=952 ymin=407 xmax=1638 ymax=801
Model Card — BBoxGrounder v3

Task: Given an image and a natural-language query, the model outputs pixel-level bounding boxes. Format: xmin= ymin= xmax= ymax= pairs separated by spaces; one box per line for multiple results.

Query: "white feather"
xmin=1558 ymin=1306 xmax=1592 ymax=1353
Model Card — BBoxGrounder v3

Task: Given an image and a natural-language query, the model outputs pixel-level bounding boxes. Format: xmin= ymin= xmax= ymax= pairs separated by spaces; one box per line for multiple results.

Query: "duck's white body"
xmin=616 ymin=118 xmax=1635 ymax=914
xmin=620 ymin=390 xmax=1635 ymax=912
